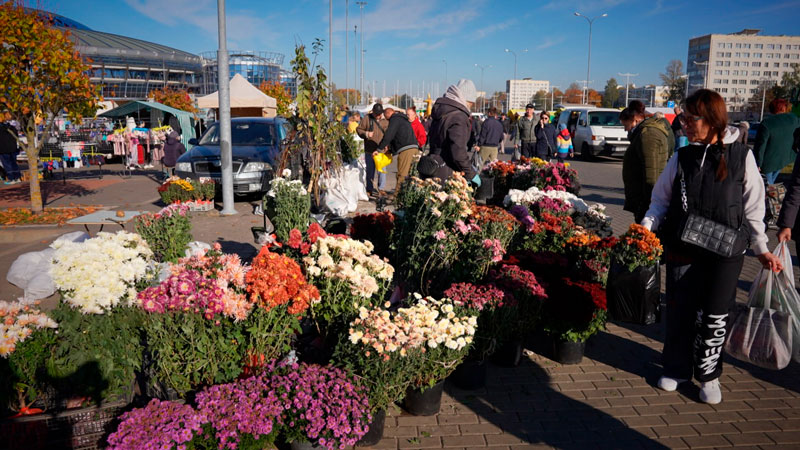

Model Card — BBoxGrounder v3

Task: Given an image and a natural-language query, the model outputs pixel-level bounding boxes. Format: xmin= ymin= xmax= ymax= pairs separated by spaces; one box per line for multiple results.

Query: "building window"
xmin=792 ymin=54 xmax=800 ymax=59
xmin=731 ymin=79 xmax=738 ymax=84
xmin=742 ymin=70 xmax=748 ymax=75
xmin=754 ymin=52 xmax=762 ymax=58
xmin=714 ymin=79 xmax=722 ymax=84
xmin=785 ymin=54 xmax=791 ymax=58
xmin=745 ymin=44 xmax=751 ymax=49
xmin=753 ymin=62 xmax=761 ymax=67
xmin=774 ymin=62 xmax=780 ymax=67
xmin=722 ymin=79 xmax=729 ymax=84
xmin=732 ymin=70 xmax=739 ymax=75
xmin=766 ymin=53 xmax=773 ymax=58
xmin=785 ymin=63 xmax=791 ymax=67
xmin=725 ymin=52 xmax=731 ymax=57
xmin=720 ymin=88 xmax=728 ymax=93
xmin=734 ymin=62 xmax=740 ymax=67
xmin=735 ymin=52 xmax=741 ymax=57
xmin=767 ymin=44 xmax=774 ymax=49
xmin=740 ymin=79 xmax=746 ymax=84
xmin=718 ymin=42 xmax=725 ymax=48
xmin=777 ymin=44 xmax=783 ymax=50
xmin=727 ymin=43 xmax=733 ymax=48
xmin=742 ymin=61 xmax=749 ymax=66
xmin=716 ymin=61 xmax=724 ymax=66
xmin=735 ymin=43 xmax=741 ymax=48
xmin=743 ymin=52 xmax=750 ymax=57
xmin=716 ymin=52 xmax=724 ymax=57
xmin=715 ymin=70 xmax=723 ymax=75
xmin=751 ymin=88 xmax=757 ymax=93
xmin=725 ymin=61 xmax=731 ymax=66
xmin=755 ymin=44 xmax=763 ymax=49
xmin=751 ymin=80 xmax=759 ymax=84
xmin=752 ymin=70 xmax=760 ymax=76
xmin=724 ymin=70 xmax=730 ymax=75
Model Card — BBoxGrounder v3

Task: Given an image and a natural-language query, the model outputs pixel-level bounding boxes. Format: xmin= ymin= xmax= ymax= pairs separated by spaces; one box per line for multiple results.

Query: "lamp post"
xmin=549 ymin=85 xmax=559 ymax=111
xmin=618 ymin=72 xmax=638 ymax=106
xmin=574 ymin=12 xmax=607 ymax=104
xmin=504 ymin=48 xmax=527 ymax=81
xmin=678 ymin=74 xmax=689 ymax=102
xmin=216 ymin=0 xmax=235 ymax=215
xmin=760 ymin=76 xmax=772 ymax=122
xmin=345 ymin=0 xmax=348 ymax=106
xmin=475 ymin=64 xmax=491 ymax=113
xmin=356 ymin=2 xmax=366 ymax=100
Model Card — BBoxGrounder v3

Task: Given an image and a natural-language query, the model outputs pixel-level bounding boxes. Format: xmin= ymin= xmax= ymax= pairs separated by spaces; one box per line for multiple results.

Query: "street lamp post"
xmin=760 ymin=76 xmax=772 ymax=122
xmin=216 ymin=0 xmax=235 ymax=215
xmin=678 ymin=74 xmax=689 ymax=102
xmin=356 ymin=2 xmax=366 ymax=101
xmin=345 ymin=0 xmax=348 ymax=106
xmin=618 ymin=72 xmax=637 ymax=107
xmin=475 ymin=64 xmax=491 ymax=113
xmin=549 ymin=85 xmax=559 ymax=111
xmin=574 ymin=12 xmax=607 ymax=104
xmin=504 ymin=48 xmax=527 ymax=81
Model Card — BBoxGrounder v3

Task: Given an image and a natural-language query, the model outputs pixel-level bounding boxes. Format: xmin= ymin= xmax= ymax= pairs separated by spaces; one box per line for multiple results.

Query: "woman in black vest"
xmin=641 ymin=89 xmax=782 ymax=405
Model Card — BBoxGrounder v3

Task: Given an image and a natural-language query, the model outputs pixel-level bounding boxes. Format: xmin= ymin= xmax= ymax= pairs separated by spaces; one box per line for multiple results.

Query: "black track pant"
xmin=521 ymin=142 xmax=536 ymax=159
xmin=662 ymin=251 xmax=745 ymax=382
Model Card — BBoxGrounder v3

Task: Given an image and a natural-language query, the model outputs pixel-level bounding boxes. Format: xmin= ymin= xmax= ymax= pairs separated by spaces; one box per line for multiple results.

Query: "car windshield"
xmin=588 ymin=111 xmax=622 ymax=127
xmin=199 ymin=122 xmax=275 ymax=146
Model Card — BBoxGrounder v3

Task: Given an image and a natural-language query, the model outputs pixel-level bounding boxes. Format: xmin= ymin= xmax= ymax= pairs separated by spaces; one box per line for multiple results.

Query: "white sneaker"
xmin=657 ymin=376 xmax=688 ymax=392
xmin=699 ymin=379 xmax=722 ymax=404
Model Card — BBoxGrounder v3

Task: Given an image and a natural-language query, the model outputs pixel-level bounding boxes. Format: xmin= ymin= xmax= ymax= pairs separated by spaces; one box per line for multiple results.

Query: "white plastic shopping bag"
xmin=725 ymin=242 xmax=795 ymax=369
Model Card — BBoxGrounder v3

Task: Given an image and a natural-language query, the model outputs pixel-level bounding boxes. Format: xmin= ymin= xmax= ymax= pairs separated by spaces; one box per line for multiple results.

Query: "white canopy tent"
xmin=353 ymin=102 xmax=403 ymax=116
xmin=198 ymin=74 xmax=278 ymax=118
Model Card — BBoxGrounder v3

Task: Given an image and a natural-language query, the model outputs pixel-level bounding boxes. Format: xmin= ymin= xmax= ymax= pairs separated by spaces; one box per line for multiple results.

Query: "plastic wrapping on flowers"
xmin=266 ymin=171 xmax=312 ymax=243
xmin=542 ymin=277 xmax=608 ymax=343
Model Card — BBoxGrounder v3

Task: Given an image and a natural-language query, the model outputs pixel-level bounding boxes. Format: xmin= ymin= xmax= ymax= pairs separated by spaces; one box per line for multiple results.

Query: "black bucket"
xmin=404 ymin=380 xmax=445 ymax=416
xmin=552 ymin=339 xmax=586 ymax=365
xmin=474 ymin=175 xmax=494 ymax=200
xmin=356 ymin=409 xmax=386 ymax=447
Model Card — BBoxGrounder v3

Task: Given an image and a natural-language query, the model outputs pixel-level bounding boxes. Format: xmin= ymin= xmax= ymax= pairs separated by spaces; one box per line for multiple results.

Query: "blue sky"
xmin=47 ymin=0 xmax=800 ymax=97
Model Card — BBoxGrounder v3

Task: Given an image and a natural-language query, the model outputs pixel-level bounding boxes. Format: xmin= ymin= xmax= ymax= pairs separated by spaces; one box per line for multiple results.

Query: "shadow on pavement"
xmin=0 ymin=181 xmax=95 ymax=206
xmin=443 ymin=342 xmax=669 ymax=450
xmin=216 ymin=239 xmax=259 ymax=263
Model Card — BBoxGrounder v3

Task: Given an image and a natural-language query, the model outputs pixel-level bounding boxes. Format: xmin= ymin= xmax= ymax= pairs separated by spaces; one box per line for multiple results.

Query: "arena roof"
xmin=66 ymin=29 xmax=201 ymax=63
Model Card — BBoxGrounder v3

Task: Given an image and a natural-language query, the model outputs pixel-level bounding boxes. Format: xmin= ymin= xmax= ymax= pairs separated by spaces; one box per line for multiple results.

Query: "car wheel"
xmin=581 ymin=143 xmax=594 ymax=161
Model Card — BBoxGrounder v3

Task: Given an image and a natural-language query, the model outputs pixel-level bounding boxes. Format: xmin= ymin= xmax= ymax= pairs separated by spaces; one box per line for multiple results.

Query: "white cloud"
xmin=536 ymin=37 xmax=564 ymax=50
xmin=333 ymin=0 xmax=483 ymax=35
xmin=409 ymin=39 xmax=447 ymax=51
xmin=124 ymin=0 xmax=279 ymax=48
xmin=540 ymin=0 xmax=631 ymax=13
xmin=472 ymin=18 xmax=516 ymax=40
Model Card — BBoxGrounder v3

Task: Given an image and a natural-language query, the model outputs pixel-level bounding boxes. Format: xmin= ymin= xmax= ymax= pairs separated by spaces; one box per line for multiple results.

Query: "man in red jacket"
xmin=406 ymin=108 xmax=427 ymax=149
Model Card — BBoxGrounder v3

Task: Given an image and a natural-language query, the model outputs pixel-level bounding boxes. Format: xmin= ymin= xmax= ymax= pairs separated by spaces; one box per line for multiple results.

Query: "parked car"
xmin=555 ymin=107 xmax=629 ymax=159
xmin=175 ymin=117 xmax=290 ymax=195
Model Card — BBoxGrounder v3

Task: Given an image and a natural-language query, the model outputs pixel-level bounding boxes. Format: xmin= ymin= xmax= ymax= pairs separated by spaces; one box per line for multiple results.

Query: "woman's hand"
xmin=757 ymin=252 xmax=784 ymax=272
xmin=778 ymin=227 xmax=792 ymax=242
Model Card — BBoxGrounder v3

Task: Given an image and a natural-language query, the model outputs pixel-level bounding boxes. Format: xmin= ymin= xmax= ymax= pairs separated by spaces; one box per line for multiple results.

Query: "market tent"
xmin=99 ymin=100 xmax=197 ymax=148
xmin=353 ymin=102 xmax=402 ymax=115
xmin=197 ymin=74 xmax=277 ymax=118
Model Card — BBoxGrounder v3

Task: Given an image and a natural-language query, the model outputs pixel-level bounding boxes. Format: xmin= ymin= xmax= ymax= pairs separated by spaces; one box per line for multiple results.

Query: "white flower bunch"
xmin=304 ymin=235 xmax=394 ymax=299
xmin=505 ymin=186 xmax=591 ymax=214
xmin=400 ymin=294 xmax=477 ymax=352
xmin=50 ymin=231 xmax=154 ymax=314
xmin=0 ymin=299 xmax=58 ymax=357
xmin=267 ymin=172 xmax=308 ymax=198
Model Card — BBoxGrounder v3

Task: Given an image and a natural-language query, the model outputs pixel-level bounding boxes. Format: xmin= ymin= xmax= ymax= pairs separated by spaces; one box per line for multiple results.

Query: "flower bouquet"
xmin=542 ymin=277 xmax=607 ymax=344
xmin=157 ymin=176 xmax=215 ymax=206
xmin=512 ymin=159 xmax=580 ymax=194
xmin=134 ymin=204 xmax=193 ymax=263
xmin=266 ymin=170 xmax=311 ymax=243
xmin=487 ymin=264 xmax=548 ymax=336
xmin=349 ymin=211 xmax=396 ymax=261
xmin=606 ymin=224 xmax=664 ymax=325
xmin=564 ymin=231 xmax=619 ymax=284
xmin=303 ymin=234 xmax=394 ymax=337
xmin=444 ymin=282 xmax=511 ymax=361
xmin=482 ymin=160 xmax=517 ymax=204
xmin=107 ymin=399 xmax=209 ymax=450
xmin=508 ymin=203 xmax=576 ymax=256
xmin=0 ymin=299 xmax=58 ymax=415
xmin=267 ymin=361 xmax=371 ymax=449
xmin=392 ymin=174 xmax=473 ymax=294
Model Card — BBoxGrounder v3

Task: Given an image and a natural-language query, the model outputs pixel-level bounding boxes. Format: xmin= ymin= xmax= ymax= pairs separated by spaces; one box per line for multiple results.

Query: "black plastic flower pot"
xmin=449 ymin=359 xmax=487 ymax=390
xmin=474 ymin=175 xmax=495 ymax=201
xmin=404 ymin=380 xmax=445 ymax=416
xmin=290 ymin=440 xmax=322 ymax=450
xmin=552 ymin=339 xmax=586 ymax=365
xmin=492 ymin=340 xmax=524 ymax=367
xmin=356 ymin=409 xmax=386 ymax=447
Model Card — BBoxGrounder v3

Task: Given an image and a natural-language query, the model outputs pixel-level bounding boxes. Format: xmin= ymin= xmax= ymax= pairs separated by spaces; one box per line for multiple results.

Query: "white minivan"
xmin=555 ymin=107 xmax=629 ymax=159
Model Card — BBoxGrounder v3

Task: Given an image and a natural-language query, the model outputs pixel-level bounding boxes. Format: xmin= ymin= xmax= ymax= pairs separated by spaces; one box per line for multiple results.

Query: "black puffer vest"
xmin=661 ymin=141 xmax=751 ymax=258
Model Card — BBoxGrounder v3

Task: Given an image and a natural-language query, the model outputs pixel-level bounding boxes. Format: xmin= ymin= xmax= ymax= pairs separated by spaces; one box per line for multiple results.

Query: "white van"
xmin=555 ymin=107 xmax=629 ymax=159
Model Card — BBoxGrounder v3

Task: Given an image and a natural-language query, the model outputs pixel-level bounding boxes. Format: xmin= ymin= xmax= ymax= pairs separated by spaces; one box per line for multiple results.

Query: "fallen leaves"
xmin=0 ymin=206 xmax=99 ymax=226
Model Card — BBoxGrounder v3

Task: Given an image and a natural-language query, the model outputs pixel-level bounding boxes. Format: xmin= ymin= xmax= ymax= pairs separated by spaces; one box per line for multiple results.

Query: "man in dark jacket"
xmin=754 ymin=98 xmax=800 ymax=185
xmin=515 ymin=104 xmax=537 ymax=158
xmin=477 ymin=107 xmax=504 ymax=164
xmin=377 ymin=107 xmax=420 ymax=192
xmin=161 ymin=130 xmax=186 ymax=176
xmin=0 ymin=120 xmax=21 ymax=185
xmin=424 ymin=79 xmax=480 ymax=184
xmin=533 ymin=111 xmax=558 ymax=159
xmin=621 ymin=108 xmax=672 ymax=223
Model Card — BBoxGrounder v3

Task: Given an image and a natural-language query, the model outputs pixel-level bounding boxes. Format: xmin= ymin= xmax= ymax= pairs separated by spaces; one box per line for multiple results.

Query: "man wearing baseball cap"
xmin=515 ymin=103 xmax=537 ymax=159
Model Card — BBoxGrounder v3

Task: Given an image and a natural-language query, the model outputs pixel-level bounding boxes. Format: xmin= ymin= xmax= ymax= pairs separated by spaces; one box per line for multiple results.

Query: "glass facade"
xmin=200 ymin=51 xmax=292 ymax=96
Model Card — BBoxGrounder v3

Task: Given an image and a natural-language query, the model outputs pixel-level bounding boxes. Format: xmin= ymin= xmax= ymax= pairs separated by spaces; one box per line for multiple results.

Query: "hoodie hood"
xmin=166 ymin=131 xmax=180 ymax=145
xmin=432 ymin=96 xmax=470 ymax=120
xmin=722 ymin=125 xmax=740 ymax=144
xmin=444 ymin=80 xmax=476 ymax=111
xmin=637 ymin=115 xmax=671 ymax=138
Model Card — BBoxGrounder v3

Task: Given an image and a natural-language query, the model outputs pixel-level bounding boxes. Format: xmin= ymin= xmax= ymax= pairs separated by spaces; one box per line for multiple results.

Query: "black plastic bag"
xmin=606 ymin=262 xmax=661 ymax=325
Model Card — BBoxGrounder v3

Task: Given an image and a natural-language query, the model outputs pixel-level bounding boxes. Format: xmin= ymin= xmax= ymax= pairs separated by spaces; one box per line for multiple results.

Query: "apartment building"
xmin=506 ymin=79 xmax=550 ymax=110
xmin=687 ymin=29 xmax=800 ymax=111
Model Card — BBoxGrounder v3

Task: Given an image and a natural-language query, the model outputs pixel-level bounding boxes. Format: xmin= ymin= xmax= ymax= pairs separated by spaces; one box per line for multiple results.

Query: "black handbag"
xmin=678 ymin=171 xmax=741 ymax=257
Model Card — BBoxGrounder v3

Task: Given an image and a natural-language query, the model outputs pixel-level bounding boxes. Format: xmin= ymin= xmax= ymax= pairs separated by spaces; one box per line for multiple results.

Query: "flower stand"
xmin=449 ymin=359 xmax=488 ymax=390
xmin=404 ymin=380 xmax=445 ymax=416
xmin=356 ymin=409 xmax=386 ymax=447
xmin=552 ymin=339 xmax=586 ymax=365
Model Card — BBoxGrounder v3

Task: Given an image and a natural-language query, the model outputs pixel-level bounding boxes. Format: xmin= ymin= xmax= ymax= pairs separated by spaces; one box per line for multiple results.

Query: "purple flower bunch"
xmin=272 ymin=362 xmax=371 ymax=449
xmin=107 ymin=399 xmax=206 ymax=450
xmin=138 ymin=268 xmax=225 ymax=320
xmin=195 ymin=374 xmax=285 ymax=449
xmin=508 ymin=205 xmax=535 ymax=232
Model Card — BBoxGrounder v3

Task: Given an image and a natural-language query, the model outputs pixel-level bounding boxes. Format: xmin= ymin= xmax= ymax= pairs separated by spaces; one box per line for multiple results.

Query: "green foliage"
xmin=134 ymin=207 xmax=193 ymax=263
xmin=243 ymin=306 xmax=301 ymax=369
xmin=0 ymin=329 xmax=56 ymax=413
xmin=546 ymin=309 xmax=608 ymax=343
xmin=340 ymin=132 xmax=362 ymax=163
xmin=332 ymin=335 xmax=417 ymax=414
xmin=46 ymin=304 xmax=143 ymax=403
xmin=158 ymin=178 xmax=216 ymax=204
xmin=143 ymin=311 xmax=246 ymax=397
xmin=283 ymin=41 xmax=347 ymax=203
xmin=602 ymin=78 xmax=620 ymax=108
xmin=265 ymin=177 xmax=311 ymax=243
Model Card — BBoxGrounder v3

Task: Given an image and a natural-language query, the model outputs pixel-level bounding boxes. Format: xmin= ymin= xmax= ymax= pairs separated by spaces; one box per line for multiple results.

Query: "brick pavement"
xmin=362 ymin=155 xmax=800 ymax=450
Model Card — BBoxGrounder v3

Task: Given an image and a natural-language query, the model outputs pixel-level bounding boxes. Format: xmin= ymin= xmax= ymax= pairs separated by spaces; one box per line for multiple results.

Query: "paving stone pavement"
xmin=362 ymin=154 xmax=800 ymax=450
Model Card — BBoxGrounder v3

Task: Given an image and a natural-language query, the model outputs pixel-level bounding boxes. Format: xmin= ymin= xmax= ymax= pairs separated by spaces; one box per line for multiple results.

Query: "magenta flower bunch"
xmin=444 ymin=282 xmax=507 ymax=311
xmin=533 ymin=196 xmax=570 ymax=215
xmin=107 ymin=399 xmax=206 ymax=450
xmin=488 ymin=264 xmax=547 ymax=300
xmin=272 ymin=361 xmax=371 ymax=449
xmin=195 ymin=374 xmax=284 ymax=449
xmin=137 ymin=268 xmax=225 ymax=320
